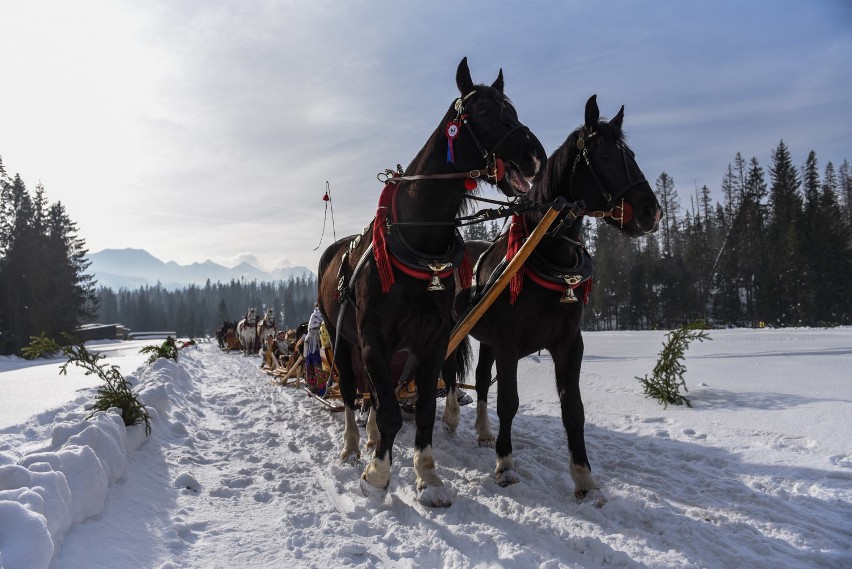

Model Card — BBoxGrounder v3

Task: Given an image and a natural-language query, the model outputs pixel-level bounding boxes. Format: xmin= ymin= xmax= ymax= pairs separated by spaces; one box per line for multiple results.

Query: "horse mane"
xmin=400 ymin=83 xmax=507 ymax=218
xmin=527 ymin=119 xmax=629 ymax=207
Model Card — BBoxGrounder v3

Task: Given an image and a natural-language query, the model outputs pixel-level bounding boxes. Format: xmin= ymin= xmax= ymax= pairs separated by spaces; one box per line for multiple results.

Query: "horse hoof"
xmin=477 ymin=438 xmax=496 ymax=448
xmin=340 ymin=449 xmax=360 ymax=464
xmin=359 ymin=476 xmax=389 ymax=499
xmin=495 ymin=469 xmax=520 ymax=487
xmin=575 ymin=488 xmax=607 ymax=508
xmin=416 ymin=483 xmax=454 ymax=508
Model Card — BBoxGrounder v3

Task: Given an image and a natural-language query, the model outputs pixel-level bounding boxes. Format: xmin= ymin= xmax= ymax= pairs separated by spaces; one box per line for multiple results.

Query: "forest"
xmin=2 ymin=140 xmax=851 ymax=354
xmin=0 ymin=157 xmax=97 ymax=355
xmin=581 ymin=143 xmax=852 ymax=330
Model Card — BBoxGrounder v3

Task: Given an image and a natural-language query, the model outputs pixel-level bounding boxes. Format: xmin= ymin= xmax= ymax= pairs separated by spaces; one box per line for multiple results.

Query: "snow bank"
xmin=0 ymin=359 xmax=172 ymax=569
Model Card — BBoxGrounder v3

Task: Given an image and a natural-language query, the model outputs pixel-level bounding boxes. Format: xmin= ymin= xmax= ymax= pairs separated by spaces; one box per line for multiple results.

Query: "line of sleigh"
xmin=265 ymin=341 xmax=475 ymax=415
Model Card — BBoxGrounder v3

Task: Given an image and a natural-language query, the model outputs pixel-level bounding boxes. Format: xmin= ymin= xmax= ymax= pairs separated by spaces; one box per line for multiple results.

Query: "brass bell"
xmin=427 ymin=274 xmax=445 ymax=292
xmin=426 ymin=262 xmax=452 ymax=292
xmin=560 ymin=275 xmax=583 ymax=303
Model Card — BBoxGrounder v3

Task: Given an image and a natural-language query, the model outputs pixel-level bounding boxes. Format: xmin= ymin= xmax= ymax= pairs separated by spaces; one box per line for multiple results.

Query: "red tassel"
xmin=582 ymin=277 xmax=593 ymax=304
xmin=372 ymin=181 xmax=396 ymax=293
xmin=458 ymin=250 xmax=472 ymax=290
xmin=507 ymin=214 xmax=525 ymax=305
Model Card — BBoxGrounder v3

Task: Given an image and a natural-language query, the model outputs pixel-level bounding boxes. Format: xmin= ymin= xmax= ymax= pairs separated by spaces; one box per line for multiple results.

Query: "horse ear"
xmin=456 ymin=57 xmax=475 ymax=96
xmin=611 ymin=105 xmax=625 ymax=130
xmin=491 ymin=69 xmax=504 ymax=93
xmin=584 ymin=95 xmax=600 ymax=129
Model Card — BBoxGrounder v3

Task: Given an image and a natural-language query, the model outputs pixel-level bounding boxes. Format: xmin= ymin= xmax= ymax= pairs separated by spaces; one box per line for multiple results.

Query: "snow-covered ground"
xmin=1 ymin=328 xmax=850 ymax=568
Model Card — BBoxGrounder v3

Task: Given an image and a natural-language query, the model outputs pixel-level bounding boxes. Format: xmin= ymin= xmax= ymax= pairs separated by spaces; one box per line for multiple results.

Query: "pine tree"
xmin=764 ymin=140 xmax=804 ymax=325
xmin=463 ymin=221 xmax=488 ymax=241
xmin=811 ymin=161 xmax=852 ymax=323
xmin=655 ymin=172 xmax=679 ymax=257
xmin=839 ymin=159 xmax=852 ymax=224
xmin=740 ymin=158 xmax=769 ymax=324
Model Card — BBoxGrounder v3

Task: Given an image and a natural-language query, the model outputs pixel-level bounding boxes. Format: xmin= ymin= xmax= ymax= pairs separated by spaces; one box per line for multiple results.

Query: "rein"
xmin=377 ymin=88 xmax=526 ymax=188
xmin=568 ymin=130 xmax=645 ymax=228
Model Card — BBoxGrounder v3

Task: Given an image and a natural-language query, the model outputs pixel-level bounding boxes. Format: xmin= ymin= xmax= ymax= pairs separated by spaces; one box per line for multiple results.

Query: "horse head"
xmin=439 ymin=57 xmax=547 ymax=198
xmin=533 ymin=95 xmax=661 ymax=237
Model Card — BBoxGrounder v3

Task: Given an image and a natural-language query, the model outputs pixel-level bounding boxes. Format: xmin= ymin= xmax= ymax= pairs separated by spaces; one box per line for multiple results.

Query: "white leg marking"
xmin=495 ymin=454 xmax=519 ymax=487
xmin=340 ymin=407 xmax=361 ymax=462
xmin=361 ymin=453 xmax=391 ymax=491
xmin=475 ymin=400 xmax=495 ymax=446
xmin=365 ymin=406 xmax=379 ymax=449
xmin=414 ymin=445 xmax=453 ymax=507
xmin=442 ymin=388 xmax=460 ymax=433
xmin=570 ymin=457 xmax=606 ymax=507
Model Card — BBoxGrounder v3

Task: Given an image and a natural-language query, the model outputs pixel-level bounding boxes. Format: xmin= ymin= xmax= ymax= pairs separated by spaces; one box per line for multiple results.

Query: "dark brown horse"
xmin=442 ymin=95 xmax=661 ymax=505
xmin=317 ymin=58 xmax=546 ymax=507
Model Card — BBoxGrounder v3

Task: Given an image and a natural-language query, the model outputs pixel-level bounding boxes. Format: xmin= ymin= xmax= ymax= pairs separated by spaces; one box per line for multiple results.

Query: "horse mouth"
xmin=502 ymin=161 xmax=533 ymax=195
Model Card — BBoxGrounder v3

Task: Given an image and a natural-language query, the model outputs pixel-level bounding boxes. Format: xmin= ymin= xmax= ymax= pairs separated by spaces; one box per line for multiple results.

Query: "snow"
xmin=0 ymin=329 xmax=850 ymax=568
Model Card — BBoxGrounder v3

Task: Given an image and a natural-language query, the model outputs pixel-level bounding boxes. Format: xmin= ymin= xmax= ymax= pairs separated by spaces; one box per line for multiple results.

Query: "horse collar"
xmin=507 ymin=214 xmax=593 ymax=305
xmin=372 ymin=180 xmax=472 ymax=293
xmin=387 ymin=182 xmax=470 ymax=291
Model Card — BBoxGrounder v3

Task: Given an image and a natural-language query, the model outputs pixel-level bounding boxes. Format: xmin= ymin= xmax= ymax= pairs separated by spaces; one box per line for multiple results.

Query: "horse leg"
xmin=441 ymin=354 xmax=460 ymax=433
xmin=551 ymin=333 xmax=604 ymax=505
xmin=413 ymin=354 xmax=453 ymax=507
xmin=365 ymin=405 xmax=379 ymax=449
xmin=493 ymin=350 xmax=520 ymax=487
xmin=332 ymin=339 xmax=361 ymax=463
xmin=474 ymin=344 xmax=496 ymax=447
xmin=359 ymin=341 xmax=401 ymax=497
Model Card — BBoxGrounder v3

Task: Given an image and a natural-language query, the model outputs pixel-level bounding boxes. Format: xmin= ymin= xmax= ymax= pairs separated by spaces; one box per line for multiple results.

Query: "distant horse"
xmin=216 ymin=320 xmax=236 ymax=349
xmin=257 ymin=309 xmax=276 ymax=344
xmin=317 ymin=58 xmax=546 ymax=507
xmin=442 ymin=95 xmax=661 ymax=504
xmin=236 ymin=308 xmax=259 ymax=356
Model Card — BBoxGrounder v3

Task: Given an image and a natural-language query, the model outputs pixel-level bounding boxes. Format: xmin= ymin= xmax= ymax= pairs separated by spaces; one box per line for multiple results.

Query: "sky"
xmin=1 ymin=0 xmax=850 ymax=273
xmin=1 ymin=329 xmax=850 ymax=567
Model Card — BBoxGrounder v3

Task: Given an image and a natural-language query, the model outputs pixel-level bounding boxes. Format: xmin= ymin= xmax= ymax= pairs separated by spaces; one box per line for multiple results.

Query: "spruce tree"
xmin=655 ymin=172 xmax=679 ymax=257
xmin=839 ymin=159 xmax=852 ymax=224
xmin=765 ymin=140 xmax=804 ymax=325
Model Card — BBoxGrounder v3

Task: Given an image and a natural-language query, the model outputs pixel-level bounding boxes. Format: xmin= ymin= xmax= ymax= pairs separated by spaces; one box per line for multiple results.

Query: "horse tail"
xmin=452 ymin=335 xmax=473 ymax=382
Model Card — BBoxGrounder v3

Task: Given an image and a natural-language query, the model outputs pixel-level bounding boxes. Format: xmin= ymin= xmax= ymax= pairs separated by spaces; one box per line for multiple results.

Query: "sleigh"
xmin=265 ymin=348 xmax=473 ymax=413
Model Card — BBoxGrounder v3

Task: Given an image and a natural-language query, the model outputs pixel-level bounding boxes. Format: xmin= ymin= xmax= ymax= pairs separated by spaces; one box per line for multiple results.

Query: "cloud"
xmin=2 ymin=0 xmax=850 ymax=273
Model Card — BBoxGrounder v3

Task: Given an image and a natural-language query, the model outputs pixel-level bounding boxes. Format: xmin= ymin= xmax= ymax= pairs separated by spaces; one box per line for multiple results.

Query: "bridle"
xmin=377 ymin=89 xmax=529 ymax=189
xmin=569 ymin=129 xmax=648 ymax=228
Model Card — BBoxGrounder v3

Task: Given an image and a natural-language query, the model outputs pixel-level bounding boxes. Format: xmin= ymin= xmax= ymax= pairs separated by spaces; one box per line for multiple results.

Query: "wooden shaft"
xmin=277 ymin=355 xmax=304 ymax=383
xmin=446 ymin=203 xmax=570 ymax=358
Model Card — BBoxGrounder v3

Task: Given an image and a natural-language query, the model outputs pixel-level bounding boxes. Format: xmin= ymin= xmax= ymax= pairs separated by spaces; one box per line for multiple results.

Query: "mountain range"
xmin=86 ymin=248 xmax=313 ymax=290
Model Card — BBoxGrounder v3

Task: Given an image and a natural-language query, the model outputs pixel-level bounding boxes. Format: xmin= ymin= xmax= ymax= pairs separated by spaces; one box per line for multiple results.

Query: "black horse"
xmin=317 ymin=58 xmax=546 ymax=507
xmin=442 ymin=95 xmax=661 ymax=505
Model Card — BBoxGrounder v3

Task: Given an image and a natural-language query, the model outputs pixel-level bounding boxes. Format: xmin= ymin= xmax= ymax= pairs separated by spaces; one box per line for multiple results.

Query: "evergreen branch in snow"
xmin=38 ymin=335 xmax=154 ymax=436
xmin=636 ymin=321 xmax=712 ymax=408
